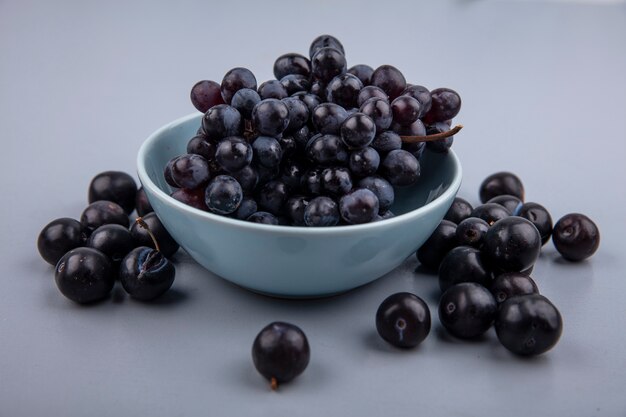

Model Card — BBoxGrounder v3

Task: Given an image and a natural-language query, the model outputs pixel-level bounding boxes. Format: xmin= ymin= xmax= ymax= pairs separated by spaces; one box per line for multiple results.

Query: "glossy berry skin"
xmin=187 ymin=135 xmax=218 ymax=171
xmin=487 ymin=195 xmax=523 ymax=215
xmin=484 ymin=217 xmax=542 ymax=272
xmin=292 ymin=125 xmax=312 ymax=150
xmin=233 ymin=197 xmax=258 ymax=221
xmin=280 ymin=74 xmax=310 ymax=95
xmin=257 ymin=80 xmax=288 ymax=100
xmin=376 ymin=292 xmax=431 ymax=349
xmin=495 ymin=294 xmax=562 ymax=356
xmin=205 ymin=175 xmax=243 ymax=215
xmin=443 ymin=197 xmax=473 ymax=224
xmin=402 ymin=141 xmax=426 ymax=161
xmin=402 ymin=85 xmax=431 ymax=117
xmin=252 ymin=99 xmax=290 ymax=137
xmin=81 ymin=201 xmax=129 ymax=233
xmin=164 ymin=157 xmax=179 ymax=188
xmin=349 ymin=147 xmax=380 ymax=177
xmin=425 ymin=122 xmax=453 ymax=153
xmin=130 ymin=212 xmax=179 ymax=259
xmin=247 ymin=211 xmax=279 ymax=225
xmin=257 ymin=181 xmax=289 ymax=215
xmin=216 ymin=137 xmax=253 ymax=173
xmin=347 ymin=64 xmax=373 ymax=86
xmin=190 ymin=80 xmax=224 ymax=113
xmin=306 ymin=134 xmax=349 ymax=165
xmin=326 ymin=73 xmax=363 ymax=109
xmin=391 ymin=119 xmax=426 ymax=137
xmin=340 ymin=113 xmax=376 ymax=150
xmin=88 ymin=171 xmax=137 ymax=214
xmin=339 ymin=188 xmax=379 ymax=224
xmin=252 ymin=322 xmax=310 ymax=387
xmin=281 ymin=97 xmax=310 ymax=133
xmin=309 ymin=34 xmax=345 ymax=58
xmin=285 ymin=196 xmax=308 ymax=226
xmin=309 ymin=80 xmax=326 ymax=99
xmin=292 ymin=92 xmax=321 ymax=115
xmin=301 ymin=167 xmax=323 ymax=195
xmin=518 ymin=202 xmax=553 ymax=245
xmin=135 ymin=187 xmax=153 ymax=216
xmin=54 ymin=247 xmax=114 ymax=304
xmin=119 ymin=246 xmax=175 ymax=301
xmin=471 ymin=203 xmax=511 ymax=226
xmin=87 ymin=224 xmax=135 ymax=265
xmin=438 ymin=283 xmax=497 ymax=339
xmin=422 ymin=88 xmax=462 ymax=125
xmin=552 ymin=213 xmax=600 ymax=261
xmin=391 ymin=96 xmax=421 ymax=126
xmin=370 ymin=65 xmax=406 ymax=100
xmin=439 ymin=246 xmax=493 ymax=292
xmin=304 ymin=196 xmax=339 ymax=227
xmin=37 ymin=218 xmax=86 ymax=265
xmin=359 ymin=97 xmax=393 ymax=133
xmin=171 ymin=188 xmax=208 ymax=211
xmin=455 ymin=217 xmax=489 ymax=248
xmin=170 ymin=154 xmax=210 ymax=189
xmin=357 ymin=86 xmax=388 ymax=107
xmin=358 ymin=176 xmax=394 ymax=213
xmin=491 ymin=272 xmax=539 ymax=304
xmin=252 ymin=136 xmax=283 ymax=168
xmin=321 ymin=167 xmax=352 ymax=196
xmin=311 ymin=47 xmax=347 ymax=83
xmin=231 ymin=88 xmax=261 ymax=119
xmin=312 ymin=103 xmax=349 ymax=135
xmin=416 ymin=220 xmax=457 ymax=270
xmin=230 ymin=165 xmax=259 ymax=194
xmin=221 ymin=67 xmax=257 ymax=104
xmin=371 ymin=131 xmax=401 ymax=154
xmin=479 ymin=172 xmax=525 ymax=203
xmin=201 ymin=104 xmax=243 ymax=140
xmin=273 ymin=53 xmax=311 ymax=79
xmin=381 ymin=150 xmax=420 ymax=187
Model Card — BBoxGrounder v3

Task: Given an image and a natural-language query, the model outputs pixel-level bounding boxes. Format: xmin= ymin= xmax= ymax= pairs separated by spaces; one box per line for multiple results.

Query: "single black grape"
xmin=391 ymin=95 xmax=421 ymax=126
xmin=282 ymin=96 xmax=310 ymax=133
xmin=347 ymin=64 xmax=374 ymax=86
xmin=274 ymin=53 xmax=311 ymax=79
xmin=340 ymin=113 xmax=376 ymax=150
xmin=370 ymin=65 xmax=406 ymax=100
xmin=309 ymin=34 xmax=345 ymax=58
xmin=171 ymin=188 xmax=208 ymax=211
xmin=190 ymin=80 xmax=224 ymax=113
xmin=495 ymin=294 xmax=562 ymax=356
xmin=309 ymin=80 xmax=326 ymax=99
xmin=135 ymin=187 xmax=153 ymax=216
xmin=371 ymin=131 xmax=401 ymax=154
xmin=491 ymin=272 xmax=539 ymax=304
xmin=311 ymin=103 xmax=349 ymax=135
xmin=301 ymin=166 xmax=323 ymax=195
xmin=425 ymin=122 xmax=453 ymax=153
xmin=455 ymin=217 xmax=489 ymax=248
xmin=201 ymin=104 xmax=243 ymax=140
xmin=280 ymin=74 xmax=311 ymax=95
xmin=54 ymin=247 xmax=115 ymax=303
xmin=257 ymin=181 xmax=289 ymax=215
xmin=391 ymin=119 xmax=426 ymax=137
xmin=326 ymin=73 xmax=363 ymax=109
xmin=358 ymin=176 xmax=394 ymax=213
xmin=484 ymin=217 xmax=542 ymax=272
xmin=247 ymin=211 xmax=279 ymax=225
xmin=252 ymin=99 xmax=290 ymax=137
xmin=233 ymin=197 xmax=258 ymax=220
xmin=402 ymin=85 xmax=431 ymax=117
xmin=518 ymin=202 xmax=553 ymax=246
xmin=231 ymin=88 xmax=261 ymax=119
xmin=88 ymin=171 xmax=137 ymax=214
xmin=471 ymin=203 xmax=511 ymax=226
xmin=479 ymin=172 xmax=525 ymax=203
xmin=87 ymin=224 xmax=134 ymax=265
xmin=170 ymin=154 xmax=211 ymax=189
xmin=487 ymin=195 xmax=523 ymax=215
xmin=438 ymin=282 xmax=497 ymax=339
xmin=444 ymin=197 xmax=473 ymax=224
xmin=215 ymin=136 xmax=253 ymax=173
xmin=292 ymin=92 xmax=321 ymax=115
xmin=381 ymin=150 xmax=420 ymax=186
xmin=339 ymin=188 xmax=379 ymax=224
xmin=37 ymin=218 xmax=86 ymax=265
xmin=321 ymin=167 xmax=352 ymax=196
xmin=357 ymin=86 xmax=388 ymax=107
xmin=204 ymin=175 xmax=243 ymax=215
xmin=305 ymin=133 xmax=349 ymax=165
xmin=256 ymin=163 xmax=281 ymax=186
xmin=376 ymin=292 xmax=431 ymax=349
xmin=304 ymin=196 xmax=339 ymax=227
xmin=164 ymin=157 xmax=179 ymax=188
xmin=292 ymin=125 xmax=312 ymax=150
xmin=439 ymin=246 xmax=493 ymax=292
xmin=285 ymin=196 xmax=308 ymax=226
xmin=119 ymin=246 xmax=175 ymax=301
xmin=230 ymin=165 xmax=259 ymax=194
xmin=402 ymin=141 xmax=426 ymax=161
xmin=359 ymin=97 xmax=393 ymax=133
xmin=349 ymin=147 xmax=380 ymax=177
xmin=552 ymin=213 xmax=600 ymax=261
xmin=130 ymin=212 xmax=179 ymax=258
xmin=221 ymin=67 xmax=257 ymax=104
xmin=258 ymin=80 xmax=288 ymax=100
xmin=252 ymin=136 xmax=283 ymax=168
xmin=80 ymin=201 xmax=129 ymax=233
xmin=311 ymin=47 xmax=347 ymax=83
xmin=187 ymin=135 xmax=218 ymax=172
xmin=416 ymin=220 xmax=457 ymax=270
xmin=422 ymin=88 xmax=462 ymax=125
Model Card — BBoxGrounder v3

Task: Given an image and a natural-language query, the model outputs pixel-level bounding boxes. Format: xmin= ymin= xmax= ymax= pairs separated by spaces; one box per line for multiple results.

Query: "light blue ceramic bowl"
xmin=137 ymin=113 xmax=462 ymax=298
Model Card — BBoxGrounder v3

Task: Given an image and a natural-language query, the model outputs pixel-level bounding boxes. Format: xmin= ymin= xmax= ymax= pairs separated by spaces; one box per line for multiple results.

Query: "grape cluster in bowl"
xmin=165 ymin=34 xmax=461 ymax=226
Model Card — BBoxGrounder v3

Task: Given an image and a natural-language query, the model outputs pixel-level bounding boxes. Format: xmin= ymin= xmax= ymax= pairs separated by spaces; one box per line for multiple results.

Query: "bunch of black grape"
xmin=167 ymin=34 xmax=462 ymax=226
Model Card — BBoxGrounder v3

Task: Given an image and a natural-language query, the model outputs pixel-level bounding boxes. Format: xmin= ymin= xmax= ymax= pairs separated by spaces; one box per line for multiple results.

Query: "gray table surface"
xmin=2 ymin=1 xmax=626 ymax=416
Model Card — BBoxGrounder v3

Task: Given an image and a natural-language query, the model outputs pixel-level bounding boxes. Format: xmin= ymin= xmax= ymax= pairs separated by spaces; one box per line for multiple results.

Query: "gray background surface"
xmin=1 ymin=0 xmax=626 ymax=416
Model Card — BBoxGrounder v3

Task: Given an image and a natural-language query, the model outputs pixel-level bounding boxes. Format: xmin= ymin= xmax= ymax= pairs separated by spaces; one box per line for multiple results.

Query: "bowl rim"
xmin=137 ymin=112 xmax=463 ymax=235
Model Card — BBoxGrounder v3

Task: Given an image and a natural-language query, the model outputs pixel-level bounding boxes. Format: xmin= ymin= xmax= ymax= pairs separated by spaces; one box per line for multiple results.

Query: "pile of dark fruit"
xmin=166 ymin=34 xmax=461 ymax=226
xmin=37 ymin=171 xmax=180 ymax=304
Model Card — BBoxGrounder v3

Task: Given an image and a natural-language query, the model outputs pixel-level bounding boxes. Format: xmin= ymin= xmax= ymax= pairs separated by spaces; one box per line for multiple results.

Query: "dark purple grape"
xmin=479 ymin=172 xmax=525 ymax=203
xmin=455 ymin=217 xmax=489 ymax=248
xmin=201 ymin=104 xmax=243 ymax=140
xmin=304 ymin=196 xmax=339 ymax=227
xmin=301 ymin=166 xmax=323 ymax=195
xmin=54 ymin=247 xmax=114 ymax=303
xmin=305 ymin=133 xmax=349 ymax=165
xmin=309 ymin=34 xmax=345 ymax=58
xmin=247 ymin=211 xmax=279 ymax=225
xmin=381 ymin=150 xmax=420 ymax=186
xmin=416 ymin=220 xmax=457 ymax=270
xmin=339 ymin=188 xmax=379 ymax=224
xmin=321 ymin=167 xmax=352 ymax=196
xmin=257 ymin=181 xmax=289 ymax=215
xmin=230 ymin=165 xmax=259 ymax=194
xmin=87 ymin=224 xmax=134 ymax=265
xmin=215 ymin=136 xmax=253 ymax=173
xmin=358 ymin=176 xmax=394 ymax=213
xmin=171 ymin=188 xmax=208 ymax=211
xmin=340 ymin=113 xmax=376 ymax=150
xmin=281 ymin=96 xmax=310 ymax=133
xmin=204 ymin=175 xmax=243 ymax=215
xmin=285 ymin=196 xmax=308 ymax=226
xmin=292 ymin=125 xmax=312 ymax=150
xmin=135 ymin=187 xmax=153 ymax=216
xmin=309 ymin=80 xmax=326 ymax=99
xmin=484 ymin=217 xmax=542 ymax=272
xmin=518 ymin=202 xmax=553 ymax=246
xmin=170 ymin=154 xmax=210 ymax=189
xmin=438 ymin=283 xmax=497 ymax=339
xmin=221 ymin=67 xmax=257 ymax=104
xmin=233 ymin=197 xmax=257 ymax=220
xmin=311 ymin=103 xmax=349 ymax=135
xmin=444 ymin=197 xmax=473 ymax=224
xmin=311 ymin=47 xmax=347 ymax=83
xmin=391 ymin=96 xmax=421 ymax=126
xmin=164 ymin=157 xmax=179 ymax=188
xmin=552 ymin=213 xmax=600 ymax=261
xmin=81 ymin=201 xmax=129 ymax=233
xmin=391 ymin=119 xmax=426 ymax=137
xmin=439 ymin=246 xmax=493 ymax=292
xmin=130 ymin=212 xmax=179 ymax=258
xmin=425 ymin=122 xmax=453 ymax=153
xmin=349 ymin=147 xmax=380 ymax=177
xmin=487 ymin=195 xmax=523 ymax=215
xmin=37 ymin=218 xmax=86 ymax=265
xmin=252 ymin=99 xmax=290 ymax=137
xmin=280 ymin=161 xmax=305 ymax=192
xmin=496 ymin=294 xmax=562 ymax=356
xmin=291 ymin=92 xmax=321 ymax=115
xmin=357 ymin=86 xmax=388 ymax=107
xmin=231 ymin=88 xmax=261 ymax=119
xmin=280 ymin=74 xmax=310 ymax=95
xmin=347 ymin=64 xmax=374 ymax=86
xmin=422 ymin=88 xmax=461 ymax=125
xmin=402 ymin=85 xmax=431 ymax=117
xmin=402 ymin=141 xmax=426 ymax=160
xmin=471 ymin=203 xmax=511 ymax=226
xmin=88 ymin=171 xmax=137 ymax=215
xmin=359 ymin=97 xmax=392 ymax=133
xmin=187 ymin=135 xmax=218 ymax=171
xmin=371 ymin=131 xmax=402 ymax=154
xmin=370 ymin=65 xmax=406 ymax=100
xmin=491 ymin=272 xmax=539 ymax=304
xmin=274 ymin=53 xmax=311 ymax=79
xmin=376 ymin=292 xmax=431 ymax=349
xmin=326 ymin=74 xmax=363 ymax=109
xmin=255 ymin=163 xmax=281 ymax=185
xmin=252 ymin=136 xmax=282 ymax=168
xmin=119 ymin=246 xmax=175 ymax=301
xmin=190 ymin=80 xmax=224 ymax=113
xmin=258 ymin=80 xmax=288 ymax=100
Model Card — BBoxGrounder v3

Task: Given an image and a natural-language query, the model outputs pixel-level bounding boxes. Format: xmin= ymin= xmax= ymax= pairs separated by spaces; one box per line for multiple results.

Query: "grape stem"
xmin=136 ymin=217 xmax=161 ymax=253
xmin=400 ymin=124 xmax=463 ymax=143
xmin=270 ymin=377 xmax=278 ymax=391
